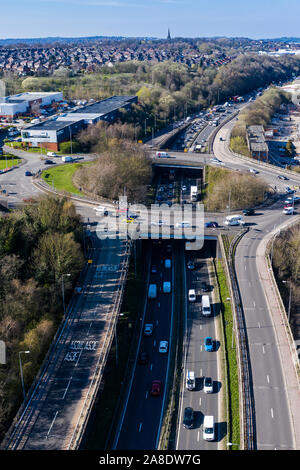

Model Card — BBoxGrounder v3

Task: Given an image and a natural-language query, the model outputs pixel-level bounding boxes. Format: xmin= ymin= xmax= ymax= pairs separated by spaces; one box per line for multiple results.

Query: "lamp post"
xmin=19 ymin=350 xmax=30 ymax=401
xmin=62 ymin=273 xmax=71 ymax=316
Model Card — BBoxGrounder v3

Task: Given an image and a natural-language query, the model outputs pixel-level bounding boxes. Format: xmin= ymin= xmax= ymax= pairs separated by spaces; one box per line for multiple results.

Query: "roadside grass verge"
xmin=215 ymin=256 xmax=240 ymax=447
xmin=0 ymin=156 xmax=21 ymax=170
xmin=41 ymin=162 xmax=93 ymax=196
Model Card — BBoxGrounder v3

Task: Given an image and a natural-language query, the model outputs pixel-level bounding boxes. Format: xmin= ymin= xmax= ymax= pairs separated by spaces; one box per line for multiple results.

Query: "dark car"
xmin=25 ymin=171 xmax=32 ymax=176
xmin=139 ymin=351 xmax=149 ymax=365
xmin=183 ymin=407 xmax=194 ymax=429
xmin=205 ymin=221 xmax=219 ymax=228
xmin=243 ymin=208 xmax=255 ymax=216
xmin=278 ymin=175 xmax=289 ymax=180
xmin=151 ymin=380 xmax=162 ymax=396
xmin=44 ymin=159 xmax=54 ymax=164
xmin=200 ymin=282 xmax=210 ymax=292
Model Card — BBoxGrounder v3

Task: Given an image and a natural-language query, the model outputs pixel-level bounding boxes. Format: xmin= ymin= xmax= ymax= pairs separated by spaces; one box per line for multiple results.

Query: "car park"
xmin=183 ymin=407 xmax=194 ymax=429
xmin=143 ymin=323 xmax=154 ymax=336
xmin=204 ymin=336 xmax=214 ymax=352
xmin=150 ymin=380 xmax=162 ymax=396
xmin=159 ymin=340 xmax=168 ymax=353
xmin=203 ymin=376 xmax=213 ymax=394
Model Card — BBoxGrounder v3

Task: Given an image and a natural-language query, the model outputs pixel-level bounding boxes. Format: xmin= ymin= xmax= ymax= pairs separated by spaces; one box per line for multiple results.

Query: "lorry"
xmin=190 ymin=186 xmax=198 ymax=202
xmin=186 ymin=370 xmax=196 ymax=390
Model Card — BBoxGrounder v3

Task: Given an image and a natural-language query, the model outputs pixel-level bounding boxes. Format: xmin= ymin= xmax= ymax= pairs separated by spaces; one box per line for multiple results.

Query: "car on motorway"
xmin=139 ymin=351 xmax=149 ymax=365
xmin=278 ymin=175 xmax=289 ymax=180
xmin=159 ymin=340 xmax=168 ymax=353
xmin=44 ymin=159 xmax=55 ymax=164
xmin=150 ymin=380 xmax=162 ymax=397
xmin=203 ymin=415 xmax=215 ymax=441
xmin=204 ymin=336 xmax=214 ymax=352
xmin=151 ymin=220 xmax=166 ymax=226
xmin=25 ymin=170 xmax=32 ymax=176
xmin=47 ymin=151 xmax=58 ymax=158
xmin=183 ymin=407 xmax=194 ymax=429
xmin=182 ymin=185 xmax=187 ymax=191
xmin=151 ymin=265 xmax=157 ymax=274
xmin=164 ymin=259 xmax=171 ymax=269
xmin=249 ymin=168 xmax=259 ymax=174
xmin=243 ymin=208 xmax=255 ymax=216
xmin=143 ymin=323 xmax=154 ymax=336
xmin=205 ymin=221 xmax=219 ymax=228
xmin=187 ymin=261 xmax=195 ymax=270
xmin=285 ymin=187 xmax=295 ymax=194
xmin=210 ymin=158 xmax=221 ymax=164
xmin=203 ymin=376 xmax=213 ymax=394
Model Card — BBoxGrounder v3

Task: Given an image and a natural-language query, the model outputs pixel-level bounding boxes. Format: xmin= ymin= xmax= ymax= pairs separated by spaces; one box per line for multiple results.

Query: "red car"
xmin=151 ymin=380 xmax=162 ymax=396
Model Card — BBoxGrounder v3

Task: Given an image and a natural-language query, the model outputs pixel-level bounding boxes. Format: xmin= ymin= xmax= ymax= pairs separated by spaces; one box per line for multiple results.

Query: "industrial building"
xmin=0 ymin=92 xmax=63 ymax=118
xmin=246 ymin=125 xmax=269 ymax=161
xmin=21 ymin=95 xmax=138 ymax=151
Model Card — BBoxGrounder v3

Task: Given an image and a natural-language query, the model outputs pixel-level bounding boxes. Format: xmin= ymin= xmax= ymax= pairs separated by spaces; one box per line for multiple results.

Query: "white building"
xmin=0 ymin=92 xmax=63 ymax=118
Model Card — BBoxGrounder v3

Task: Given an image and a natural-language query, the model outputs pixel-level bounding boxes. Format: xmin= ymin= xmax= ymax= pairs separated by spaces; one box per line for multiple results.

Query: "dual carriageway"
xmin=2 ymin=101 xmax=300 ymax=451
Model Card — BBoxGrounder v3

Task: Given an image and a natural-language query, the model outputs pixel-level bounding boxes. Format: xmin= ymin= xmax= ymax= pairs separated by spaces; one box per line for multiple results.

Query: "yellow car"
xmin=122 ymin=217 xmax=134 ymax=223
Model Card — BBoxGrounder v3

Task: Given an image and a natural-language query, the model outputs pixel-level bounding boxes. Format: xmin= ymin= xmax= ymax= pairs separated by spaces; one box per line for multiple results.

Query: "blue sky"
xmin=1 ymin=0 xmax=300 ymax=40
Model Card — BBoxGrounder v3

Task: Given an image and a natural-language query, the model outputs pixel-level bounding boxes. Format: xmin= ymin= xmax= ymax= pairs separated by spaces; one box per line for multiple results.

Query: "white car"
xmin=151 ymin=220 xmax=166 ymax=226
xmin=182 ymin=185 xmax=187 ymax=191
xmin=93 ymin=205 xmax=108 ymax=215
xmin=176 ymin=221 xmax=191 ymax=228
xmin=159 ymin=340 xmax=168 ymax=354
xmin=249 ymin=168 xmax=259 ymax=174
xmin=203 ymin=376 xmax=213 ymax=394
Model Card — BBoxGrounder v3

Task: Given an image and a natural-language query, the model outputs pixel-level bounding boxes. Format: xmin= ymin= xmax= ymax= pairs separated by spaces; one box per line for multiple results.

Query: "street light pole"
xmin=282 ymin=280 xmax=292 ymax=323
xmin=19 ymin=350 xmax=30 ymax=401
xmin=62 ymin=273 xmax=71 ymax=316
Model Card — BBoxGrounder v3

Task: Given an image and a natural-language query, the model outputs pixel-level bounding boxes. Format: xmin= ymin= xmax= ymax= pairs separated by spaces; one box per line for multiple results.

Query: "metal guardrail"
xmin=227 ymin=231 xmax=256 ymax=450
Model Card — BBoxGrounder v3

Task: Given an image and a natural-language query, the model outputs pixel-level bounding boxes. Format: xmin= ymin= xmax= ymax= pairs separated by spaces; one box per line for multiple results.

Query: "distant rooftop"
xmin=25 ymin=119 xmax=80 ymax=132
xmin=0 ymin=92 xmax=62 ymax=104
xmin=69 ymin=95 xmax=136 ymax=116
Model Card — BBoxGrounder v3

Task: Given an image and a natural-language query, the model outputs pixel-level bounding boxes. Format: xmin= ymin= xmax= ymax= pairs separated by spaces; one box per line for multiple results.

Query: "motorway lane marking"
xmin=46 ymin=411 xmax=59 ymax=439
xmin=145 ymin=391 xmax=148 ymax=399
xmin=139 ymin=422 xmax=143 ymax=432
xmin=271 ymin=408 xmax=274 ymax=419
xmin=62 ymin=377 xmax=72 ymax=399
xmin=266 ymin=375 xmax=270 ymax=384
xmin=200 ymin=368 xmax=202 ymax=377
xmin=153 ymin=340 xmax=156 ymax=348
xmin=197 ymin=431 xmax=200 ymax=442
xmin=253 ymin=301 xmax=256 ymax=307
xmin=262 ymin=346 xmax=265 ymax=354
xmin=258 ymin=322 xmax=261 ymax=328
xmin=199 ymin=397 xmax=202 ymax=406
xmin=150 ymin=363 xmax=153 ymax=371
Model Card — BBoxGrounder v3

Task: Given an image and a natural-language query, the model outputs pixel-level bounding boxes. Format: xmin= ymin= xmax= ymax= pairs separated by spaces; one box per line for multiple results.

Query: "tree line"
xmin=0 ymin=196 xmax=84 ymax=442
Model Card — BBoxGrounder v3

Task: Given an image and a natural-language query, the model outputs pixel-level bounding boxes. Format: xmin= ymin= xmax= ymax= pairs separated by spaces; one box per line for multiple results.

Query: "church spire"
xmin=167 ymin=28 xmax=171 ymax=41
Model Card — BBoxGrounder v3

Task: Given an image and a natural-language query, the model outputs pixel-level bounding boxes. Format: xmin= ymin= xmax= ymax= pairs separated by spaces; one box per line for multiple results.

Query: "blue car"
xmin=204 ymin=336 xmax=214 ymax=352
xmin=205 ymin=221 xmax=219 ymax=228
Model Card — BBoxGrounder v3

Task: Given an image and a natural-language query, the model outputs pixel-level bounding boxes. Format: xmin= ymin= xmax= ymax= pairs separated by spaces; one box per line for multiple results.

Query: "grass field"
xmin=42 ymin=162 xmax=88 ymax=195
xmin=0 ymin=156 xmax=21 ymax=170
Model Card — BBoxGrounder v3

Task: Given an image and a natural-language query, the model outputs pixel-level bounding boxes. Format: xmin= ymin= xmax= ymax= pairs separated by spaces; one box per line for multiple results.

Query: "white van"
xmin=62 ymin=156 xmax=73 ymax=163
xmin=203 ymin=415 xmax=215 ymax=441
xmin=148 ymin=284 xmax=157 ymax=299
xmin=188 ymin=289 xmax=196 ymax=302
xmin=163 ymin=281 xmax=171 ymax=293
xmin=201 ymin=295 xmax=211 ymax=317
xmin=155 ymin=151 xmax=171 ymax=158
xmin=186 ymin=370 xmax=195 ymax=390
xmin=164 ymin=259 xmax=171 ymax=269
xmin=224 ymin=214 xmax=244 ymax=226
xmin=47 ymin=151 xmax=58 ymax=157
